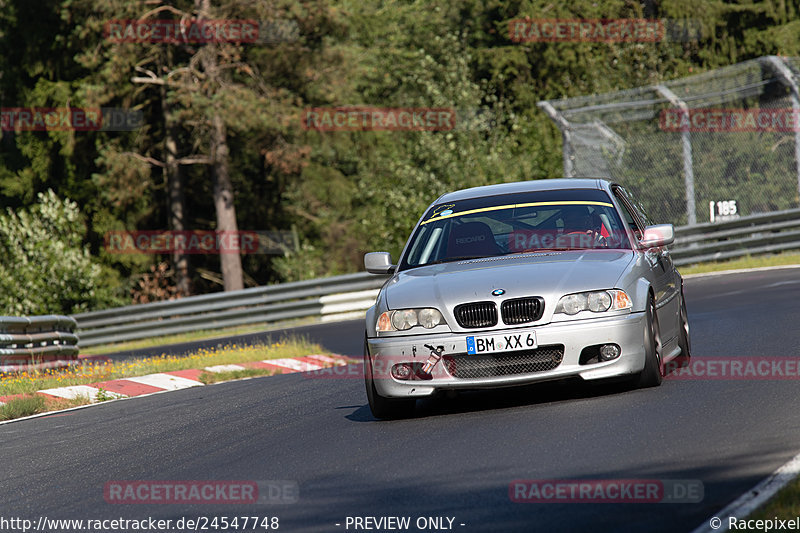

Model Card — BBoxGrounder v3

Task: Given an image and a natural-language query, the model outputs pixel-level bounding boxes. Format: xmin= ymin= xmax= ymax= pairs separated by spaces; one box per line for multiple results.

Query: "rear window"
xmin=399 ymin=188 xmax=631 ymax=270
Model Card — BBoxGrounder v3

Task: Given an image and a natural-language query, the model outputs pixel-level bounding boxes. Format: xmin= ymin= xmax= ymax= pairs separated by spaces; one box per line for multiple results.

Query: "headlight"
xmin=418 ymin=308 xmax=444 ymax=329
xmin=555 ymin=290 xmax=632 ymax=315
xmin=391 ymin=309 xmax=418 ymax=330
xmin=559 ymin=293 xmax=586 ymax=315
xmin=587 ymin=291 xmax=612 ymax=312
xmin=377 ymin=308 xmax=445 ymax=331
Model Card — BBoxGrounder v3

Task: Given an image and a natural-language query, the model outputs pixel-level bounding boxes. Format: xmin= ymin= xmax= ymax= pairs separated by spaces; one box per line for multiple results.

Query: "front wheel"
xmin=633 ymin=296 xmax=664 ymax=388
xmin=364 ymin=336 xmax=415 ymax=420
xmin=675 ymin=286 xmax=691 ymax=368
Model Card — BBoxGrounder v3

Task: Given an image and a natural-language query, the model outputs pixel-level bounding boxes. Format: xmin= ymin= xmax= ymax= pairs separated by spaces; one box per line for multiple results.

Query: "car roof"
xmin=435 ymin=178 xmax=611 ymax=203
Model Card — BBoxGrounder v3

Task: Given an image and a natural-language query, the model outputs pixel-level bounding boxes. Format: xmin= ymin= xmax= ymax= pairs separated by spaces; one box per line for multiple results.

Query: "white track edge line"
xmin=691 ymin=451 xmax=800 ymax=533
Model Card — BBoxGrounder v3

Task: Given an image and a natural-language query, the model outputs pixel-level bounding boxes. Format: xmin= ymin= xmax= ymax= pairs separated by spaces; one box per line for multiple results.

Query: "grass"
xmin=0 ymin=336 xmax=335 ymax=421
xmin=746 ymin=476 xmax=800 ymax=526
xmin=0 ymin=337 xmax=323 ymax=397
xmin=678 ymin=251 xmax=800 ymax=276
xmin=0 ymin=395 xmax=46 ymax=420
xmin=0 ymin=394 xmax=89 ymax=421
xmin=94 ymin=386 xmax=116 ymax=402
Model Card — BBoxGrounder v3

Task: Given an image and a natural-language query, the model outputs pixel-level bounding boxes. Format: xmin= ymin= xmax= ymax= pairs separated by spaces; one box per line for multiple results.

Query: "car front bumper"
xmin=366 ymin=312 xmax=646 ymax=398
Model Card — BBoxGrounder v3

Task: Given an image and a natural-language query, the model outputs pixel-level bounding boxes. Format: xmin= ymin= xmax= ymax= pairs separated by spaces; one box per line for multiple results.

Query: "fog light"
xmin=391 ymin=363 xmax=413 ymax=380
xmin=599 ymin=344 xmax=621 ymax=361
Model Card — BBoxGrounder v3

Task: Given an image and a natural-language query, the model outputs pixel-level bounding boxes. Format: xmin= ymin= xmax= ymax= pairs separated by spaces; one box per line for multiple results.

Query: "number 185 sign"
xmin=709 ymin=200 xmax=738 ymax=223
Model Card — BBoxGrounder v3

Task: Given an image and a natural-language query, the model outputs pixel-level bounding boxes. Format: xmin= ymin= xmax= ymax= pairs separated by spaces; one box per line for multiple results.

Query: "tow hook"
xmin=422 ymin=344 xmax=445 ymax=375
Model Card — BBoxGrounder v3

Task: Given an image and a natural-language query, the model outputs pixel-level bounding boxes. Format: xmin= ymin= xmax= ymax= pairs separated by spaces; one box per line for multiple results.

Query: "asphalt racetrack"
xmin=3 ymin=267 xmax=800 ymax=532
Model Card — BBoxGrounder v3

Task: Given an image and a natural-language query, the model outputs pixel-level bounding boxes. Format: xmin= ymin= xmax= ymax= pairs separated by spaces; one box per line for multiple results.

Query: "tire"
xmin=633 ymin=295 xmax=664 ymax=388
xmin=364 ymin=336 xmax=415 ymax=420
xmin=675 ymin=286 xmax=692 ymax=368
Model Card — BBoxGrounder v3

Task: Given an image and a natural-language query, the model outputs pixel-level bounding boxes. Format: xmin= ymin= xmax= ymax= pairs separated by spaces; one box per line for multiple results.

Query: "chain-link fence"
xmin=539 ymin=56 xmax=800 ymax=227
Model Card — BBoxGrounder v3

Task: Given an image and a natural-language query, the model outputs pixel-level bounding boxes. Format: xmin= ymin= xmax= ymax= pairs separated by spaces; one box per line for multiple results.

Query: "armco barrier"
xmin=672 ymin=207 xmax=800 ymax=266
xmin=0 ymin=315 xmax=79 ymax=372
xmin=72 ymin=272 xmax=389 ymax=348
xmin=71 ymin=208 xmax=800 ymax=349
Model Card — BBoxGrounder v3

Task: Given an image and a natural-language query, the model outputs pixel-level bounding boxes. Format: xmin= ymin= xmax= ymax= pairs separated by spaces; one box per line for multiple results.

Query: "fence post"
xmin=538 ymin=101 xmax=575 ymax=178
xmin=763 ymin=56 xmax=800 ymax=204
xmin=656 ymin=85 xmax=696 ymax=226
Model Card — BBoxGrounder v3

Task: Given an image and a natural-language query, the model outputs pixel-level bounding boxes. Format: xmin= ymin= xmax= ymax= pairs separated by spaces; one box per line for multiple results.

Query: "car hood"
xmin=385 ymin=250 xmax=636 ymax=311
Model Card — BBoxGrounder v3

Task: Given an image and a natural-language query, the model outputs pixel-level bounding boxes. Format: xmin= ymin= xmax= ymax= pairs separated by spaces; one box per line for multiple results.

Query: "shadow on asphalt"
xmin=345 ymin=371 xmax=648 ymax=423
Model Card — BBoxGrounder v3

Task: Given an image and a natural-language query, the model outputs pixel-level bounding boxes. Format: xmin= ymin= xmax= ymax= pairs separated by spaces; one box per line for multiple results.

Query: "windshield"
xmin=399 ymin=188 xmax=631 ymax=270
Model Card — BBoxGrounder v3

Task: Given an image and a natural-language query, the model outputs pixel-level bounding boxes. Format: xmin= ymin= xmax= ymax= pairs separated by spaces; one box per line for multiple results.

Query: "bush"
xmin=0 ymin=190 xmax=119 ymax=315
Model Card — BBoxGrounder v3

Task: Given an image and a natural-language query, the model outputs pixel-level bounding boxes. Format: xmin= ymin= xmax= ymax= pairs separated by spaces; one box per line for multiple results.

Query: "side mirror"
xmin=364 ymin=252 xmax=396 ymax=275
xmin=640 ymin=224 xmax=675 ymax=248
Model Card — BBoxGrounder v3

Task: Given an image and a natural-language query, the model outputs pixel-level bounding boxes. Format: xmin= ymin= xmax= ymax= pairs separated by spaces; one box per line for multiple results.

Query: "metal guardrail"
xmin=70 ymin=209 xmax=800 ymax=349
xmin=0 ymin=315 xmax=79 ymax=372
xmin=671 ymin=208 xmax=800 ymax=266
xmin=72 ymin=272 xmax=389 ymax=348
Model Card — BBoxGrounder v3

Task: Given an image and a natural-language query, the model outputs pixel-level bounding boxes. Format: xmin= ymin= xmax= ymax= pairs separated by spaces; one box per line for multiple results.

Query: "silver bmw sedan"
xmin=363 ymin=178 xmax=691 ymax=419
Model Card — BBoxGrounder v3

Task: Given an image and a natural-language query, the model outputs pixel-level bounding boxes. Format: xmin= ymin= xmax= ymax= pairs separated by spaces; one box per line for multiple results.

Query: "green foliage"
xmin=3 ymin=0 xmax=800 ymax=289
xmin=0 ymin=190 xmax=124 ymax=315
xmin=0 ymin=395 xmax=45 ymax=421
xmin=94 ymin=386 xmax=113 ymax=402
xmin=274 ymin=2 xmax=554 ymax=278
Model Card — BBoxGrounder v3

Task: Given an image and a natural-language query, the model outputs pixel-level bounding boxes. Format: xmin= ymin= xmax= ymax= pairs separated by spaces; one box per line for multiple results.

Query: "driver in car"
xmin=560 ymin=206 xmax=607 ymax=248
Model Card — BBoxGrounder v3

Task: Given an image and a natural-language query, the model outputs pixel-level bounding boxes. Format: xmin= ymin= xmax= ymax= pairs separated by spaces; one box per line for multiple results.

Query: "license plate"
xmin=466 ymin=332 xmax=537 ymax=355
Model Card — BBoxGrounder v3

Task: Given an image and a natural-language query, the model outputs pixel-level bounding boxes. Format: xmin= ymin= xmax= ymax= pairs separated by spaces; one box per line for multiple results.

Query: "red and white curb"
xmin=0 ymin=354 xmax=353 ymax=407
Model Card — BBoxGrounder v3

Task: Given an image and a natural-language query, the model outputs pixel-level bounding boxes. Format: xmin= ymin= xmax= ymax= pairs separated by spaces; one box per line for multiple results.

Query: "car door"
xmin=611 ymin=185 xmax=681 ymax=348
